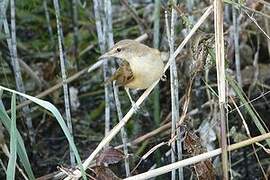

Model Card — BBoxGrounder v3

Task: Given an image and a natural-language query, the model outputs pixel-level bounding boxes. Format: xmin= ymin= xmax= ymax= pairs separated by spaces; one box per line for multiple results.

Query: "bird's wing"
xmin=106 ymin=61 xmax=134 ymax=86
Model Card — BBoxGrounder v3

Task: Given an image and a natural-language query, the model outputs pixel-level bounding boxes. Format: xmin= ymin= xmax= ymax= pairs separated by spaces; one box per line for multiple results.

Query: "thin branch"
xmin=120 ymin=0 xmax=147 ymax=33
xmin=124 ymin=132 xmax=270 ymax=180
xmin=243 ymin=9 xmax=270 ymax=40
xmin=53 ymin=0 xmax=75 ymax=166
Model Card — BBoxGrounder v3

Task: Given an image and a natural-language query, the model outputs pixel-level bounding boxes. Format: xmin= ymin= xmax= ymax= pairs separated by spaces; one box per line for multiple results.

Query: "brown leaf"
xmin=184 ymin=129 xmax=216 ymax=180
xmin=93 ymin=166 xmax=122 ymax=180
xmin=96 ymin=147 xmax=125 ymax=166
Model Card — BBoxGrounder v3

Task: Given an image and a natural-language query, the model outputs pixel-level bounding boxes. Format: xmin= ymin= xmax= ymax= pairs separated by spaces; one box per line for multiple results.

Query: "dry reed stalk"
xmin=213 ymin=0 xmax=228 ymax=179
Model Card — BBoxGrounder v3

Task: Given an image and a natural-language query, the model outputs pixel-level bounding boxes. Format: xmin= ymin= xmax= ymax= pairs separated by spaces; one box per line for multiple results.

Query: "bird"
xmin=98 ymin=39 xmax=164 ymax=110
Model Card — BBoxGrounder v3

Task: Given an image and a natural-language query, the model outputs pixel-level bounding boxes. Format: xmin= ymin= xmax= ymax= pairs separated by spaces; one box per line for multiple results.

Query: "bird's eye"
xmin=116 ymin=48 xmax=121 ymax=52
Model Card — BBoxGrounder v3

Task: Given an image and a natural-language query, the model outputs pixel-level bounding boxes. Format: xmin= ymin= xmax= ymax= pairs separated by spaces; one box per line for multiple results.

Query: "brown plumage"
xmin=106 ymin=61 xmax=134 ymax=86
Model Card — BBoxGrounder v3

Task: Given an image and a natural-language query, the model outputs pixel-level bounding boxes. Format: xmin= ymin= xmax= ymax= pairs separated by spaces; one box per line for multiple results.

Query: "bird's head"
xmin=99 ymin=39 xmax=147 ymax=62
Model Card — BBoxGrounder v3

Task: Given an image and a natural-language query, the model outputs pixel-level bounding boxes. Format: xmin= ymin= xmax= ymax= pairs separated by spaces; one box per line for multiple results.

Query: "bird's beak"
xmin=98 ymin=51 xmax=115 ymax=60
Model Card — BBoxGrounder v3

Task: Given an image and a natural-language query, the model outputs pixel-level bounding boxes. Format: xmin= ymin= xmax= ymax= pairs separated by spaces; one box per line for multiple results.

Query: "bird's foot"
xmin=131 ymin=101 xmax=140 ymax=112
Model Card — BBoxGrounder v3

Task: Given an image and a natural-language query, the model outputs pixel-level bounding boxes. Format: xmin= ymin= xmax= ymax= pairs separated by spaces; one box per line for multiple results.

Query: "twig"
xmin=115 ymin=100 xmax=213 ymax=149
xmin=131 ymin=142 xmax=167 ymax=174
xmin=120 ymin=0 xmax=148 ymax=33
xmin=18 ymin=58 xmax=44 ymax=89
xmin=63 ymin=6 xmax=213 ymax=179
xmin=243 ymin=9 xmax=270 ymax=40
xmin=53 ymin=0 xmax=75 ymax=166
xmin=124 ymin=132 xmax=270 ymax=180
xmin=242 ymin=4 xmax=270 ymax=19
xmin=1 ymin=144 xmax=28 ymax=180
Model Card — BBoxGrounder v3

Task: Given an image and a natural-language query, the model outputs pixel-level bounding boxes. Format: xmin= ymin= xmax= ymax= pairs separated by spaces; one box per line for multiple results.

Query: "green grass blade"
xmin=7 ymin=93 xmax=17 ymax=180
xmin=227 ymin=75 xmax=270 ymax=147
xmin=0 ymin=101 xmax=35 ymax=179
xmin=0 ymin=85 xmax=85 ymax=178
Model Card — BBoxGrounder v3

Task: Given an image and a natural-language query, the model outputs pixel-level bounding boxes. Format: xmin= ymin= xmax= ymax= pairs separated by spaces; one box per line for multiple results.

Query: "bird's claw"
xmin=131 ymin=101 xmax=140 ymax=112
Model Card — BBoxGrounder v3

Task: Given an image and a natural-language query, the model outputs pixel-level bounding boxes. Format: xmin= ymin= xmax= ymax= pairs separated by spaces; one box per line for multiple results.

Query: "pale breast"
xmin=125 ymin=53 xmax=164 ymax=89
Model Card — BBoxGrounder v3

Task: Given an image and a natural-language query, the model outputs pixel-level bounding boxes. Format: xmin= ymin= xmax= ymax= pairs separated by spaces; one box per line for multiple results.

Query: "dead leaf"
xmin=93 ymin=166 xmax=122 ymax=180
xmin=184 ymin=128 xmax=216 ymax=180
xmin=96 ymin=147 xmax=125 ymax=166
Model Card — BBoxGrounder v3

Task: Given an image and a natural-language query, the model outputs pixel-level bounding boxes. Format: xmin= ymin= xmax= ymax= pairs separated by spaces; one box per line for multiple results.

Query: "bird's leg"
xmin=125 ymin=87 xmax=139 ymax=111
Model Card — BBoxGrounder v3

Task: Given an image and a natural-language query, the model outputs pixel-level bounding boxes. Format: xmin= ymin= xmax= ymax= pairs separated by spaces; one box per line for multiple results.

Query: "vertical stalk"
xmin=232 ymin=5 xmax=242 ymax=87
xmin=170 ymin=3 xmax=182 ymax=177
xmin=9 ymin=0 xmax=35 ymax=145
xmin=166 ymin=6 xmax=182 ymax=178
xmin=186 ymin=0 xmax=194 ymax=25
xmin=43 ymin=0 xmax=54 ymax=48
xmin=102 ymin=0 xmax=111 ymax=137
xmin=169 ymin=4 xmax=184 ymax=179
xmin=113 ymin=83 xmax=131 ymax=176
xmin=93 ymin=0 xmax=111 ymax=138
xmin=105 ymin=0 xmax=130 ymax=176
xmin=0 ymin=0 xmax=8 ymax=31
xmin=214 ymin=0 xmax=228 ymax=179
xmin=71 ymin=0 xmax=80 ymax=70
xmin=264 ymin=18 xmax=270 ymax=56
xmin=153 ymin=0 xmax=162 ymax=170
xmin=153 ymin=0 xmax=161 ymax=127
xmin=53 ymin=0 xmax=75 ymax=166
